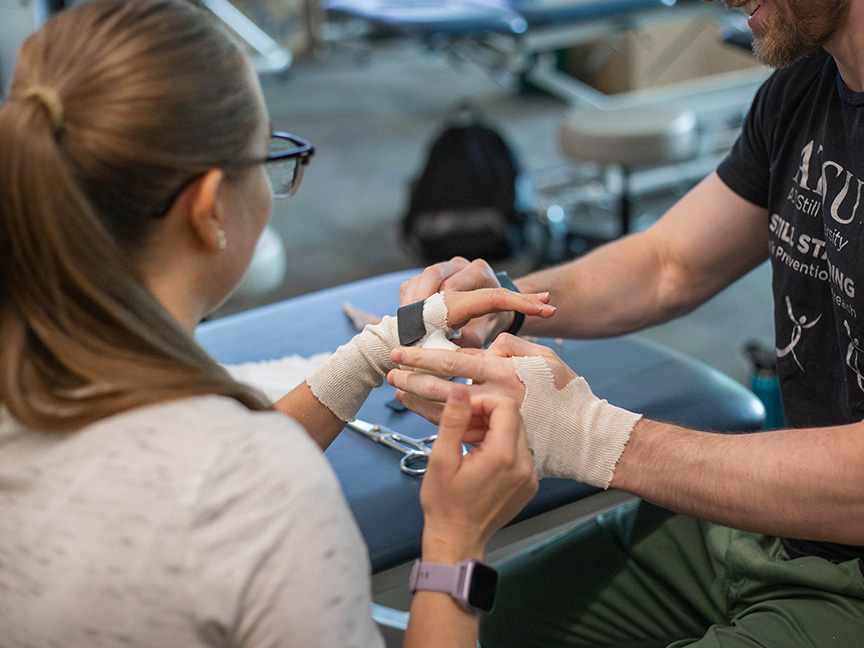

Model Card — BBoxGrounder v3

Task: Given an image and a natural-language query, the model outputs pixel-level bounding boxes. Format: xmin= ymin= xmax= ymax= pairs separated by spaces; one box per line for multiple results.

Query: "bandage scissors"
xmin=346 ymin=419 xmax=467 ymax=476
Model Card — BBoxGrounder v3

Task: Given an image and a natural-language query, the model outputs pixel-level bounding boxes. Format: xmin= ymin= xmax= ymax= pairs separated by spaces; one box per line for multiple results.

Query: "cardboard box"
xmin=564 ymin=16 xmax=762 ymax=95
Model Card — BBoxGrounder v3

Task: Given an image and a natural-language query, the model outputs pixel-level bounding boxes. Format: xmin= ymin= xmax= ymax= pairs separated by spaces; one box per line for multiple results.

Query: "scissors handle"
xmin=399 ymin=451 xmax=429 ymax=476
xmin=346 ymin=421 xmax=469 ymax=477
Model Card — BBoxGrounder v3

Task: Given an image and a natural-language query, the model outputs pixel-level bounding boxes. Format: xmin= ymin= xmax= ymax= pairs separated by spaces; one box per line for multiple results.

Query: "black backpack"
xmin=401 ymin=107 xmax=529 ymax=263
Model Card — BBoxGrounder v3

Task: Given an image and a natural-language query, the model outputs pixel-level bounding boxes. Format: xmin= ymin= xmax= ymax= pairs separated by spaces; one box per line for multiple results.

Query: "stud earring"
xmin=217 ymin=229 xmax=227 ymax=250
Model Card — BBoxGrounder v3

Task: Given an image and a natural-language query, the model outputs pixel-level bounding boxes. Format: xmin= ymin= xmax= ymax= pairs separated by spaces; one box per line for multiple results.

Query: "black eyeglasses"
xmin=253 ymin=131 xmax=315 ymax=199
xmin=153 ymin=131 xmax=315 ymax=216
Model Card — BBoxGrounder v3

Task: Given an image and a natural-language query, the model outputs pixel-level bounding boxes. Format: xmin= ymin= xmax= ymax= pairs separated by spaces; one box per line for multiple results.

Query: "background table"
xmin=197 ymin=269 xmax=765 ymax=573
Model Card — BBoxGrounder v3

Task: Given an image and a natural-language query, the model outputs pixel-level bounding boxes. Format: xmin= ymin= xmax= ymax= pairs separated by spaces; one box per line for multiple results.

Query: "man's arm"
xmin=516 ymin=172 xmax=770 ymax=339
xmin=388 ymin=339 xmax=864 ymax=546
xmin=614 ymin=418 xmax=864 ymax=546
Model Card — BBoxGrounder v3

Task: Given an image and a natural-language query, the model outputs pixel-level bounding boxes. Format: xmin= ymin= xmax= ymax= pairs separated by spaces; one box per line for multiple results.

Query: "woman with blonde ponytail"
xmin=0 ymin=1 xmax=546 ymax=646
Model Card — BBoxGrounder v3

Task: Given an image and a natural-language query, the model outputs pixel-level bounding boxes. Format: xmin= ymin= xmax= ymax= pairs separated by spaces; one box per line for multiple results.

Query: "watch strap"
xmin=409 ymin=559 xmax=464 ymax=595
xmin=409 ymin=558 xmax=497 ymax=613
xmin=495 ymin=271 xmax=524 ymax=336
xmin=409 ymin=559 xmax=486 ymax=613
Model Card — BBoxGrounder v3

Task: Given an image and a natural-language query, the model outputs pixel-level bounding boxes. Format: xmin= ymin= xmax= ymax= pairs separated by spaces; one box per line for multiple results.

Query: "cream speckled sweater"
xmin=0 ymin=396 xmax=384 ymax=648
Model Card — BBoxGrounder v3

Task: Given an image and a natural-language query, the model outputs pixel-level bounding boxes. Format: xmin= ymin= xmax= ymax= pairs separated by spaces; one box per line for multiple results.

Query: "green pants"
xmin=480 ymin=500 xmax=864 ymax=647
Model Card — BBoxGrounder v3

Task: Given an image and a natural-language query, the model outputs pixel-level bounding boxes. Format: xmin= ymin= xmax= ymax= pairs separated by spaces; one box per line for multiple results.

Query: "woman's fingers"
xmin=439 ymin=258 xmax=500 ymax=293
xmin=400 ymin=257 xmax=472 ymax=304
xmin=420 ymin=392 xmax=538 ymax=550
xmin=400 ymin=257 xmax=503 ymax=305
xmin=427 ymin=384 xmax=473 ymax=474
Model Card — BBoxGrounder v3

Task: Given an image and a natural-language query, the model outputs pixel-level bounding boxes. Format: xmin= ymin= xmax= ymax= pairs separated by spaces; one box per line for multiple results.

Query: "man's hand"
xmin=388 ymin=334 xmax=577 ymax=426
xmin=401 ymin=257 xmax=523 ymax=347
xmin=442 ymin=289 xmax=554 ymax=348
xmin=390 ymin=335 xmax=641 ymax=487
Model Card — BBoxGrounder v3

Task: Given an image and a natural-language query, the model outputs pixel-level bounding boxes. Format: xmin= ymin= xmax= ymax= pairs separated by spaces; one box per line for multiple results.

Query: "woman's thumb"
xmin=429 ymin=384 xmax=472 ymax=471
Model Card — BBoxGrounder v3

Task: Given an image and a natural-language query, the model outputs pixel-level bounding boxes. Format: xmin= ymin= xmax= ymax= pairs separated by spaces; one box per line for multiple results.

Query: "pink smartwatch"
xmin=409 ymin=559 xmax=498 ymax=614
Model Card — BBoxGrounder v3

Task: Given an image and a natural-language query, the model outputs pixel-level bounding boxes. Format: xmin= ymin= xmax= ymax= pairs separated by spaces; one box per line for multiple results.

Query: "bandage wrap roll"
xmin=512 ymin=356 xmax=642 ymax=488
xmin=306 ymin=293 xmax=455 ymax=421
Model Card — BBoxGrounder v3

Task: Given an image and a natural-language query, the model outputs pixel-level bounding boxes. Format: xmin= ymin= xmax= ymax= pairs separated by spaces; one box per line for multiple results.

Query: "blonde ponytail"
xmin=0 ymin=0 xmax=271 ymax=431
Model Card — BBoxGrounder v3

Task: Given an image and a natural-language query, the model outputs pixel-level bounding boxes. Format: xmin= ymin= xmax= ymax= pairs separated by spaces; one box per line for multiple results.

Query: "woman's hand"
xmin=419 ymin=384 xmax=538 ymax=563
xmin=400 ymin=257 xmax=499 ymax=303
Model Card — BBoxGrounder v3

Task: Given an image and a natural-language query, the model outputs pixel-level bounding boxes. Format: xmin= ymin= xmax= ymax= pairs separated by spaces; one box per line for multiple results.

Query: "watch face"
xmin=466 ymin=562 xmax=498 ymax=612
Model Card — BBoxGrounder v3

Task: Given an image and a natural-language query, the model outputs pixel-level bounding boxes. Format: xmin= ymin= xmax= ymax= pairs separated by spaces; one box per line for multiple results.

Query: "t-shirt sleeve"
xmin=716 ymin=71 xmax=777 ymax=209
xmin=183 ymin=412 xmax=384 ymax=648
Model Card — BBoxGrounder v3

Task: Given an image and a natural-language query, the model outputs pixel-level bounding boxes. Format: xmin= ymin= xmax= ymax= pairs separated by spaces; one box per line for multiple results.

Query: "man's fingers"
xmin=390 ymin=348 xmax=491 ymax=385
xmin=394 ymin=389 xmax=445 ymax=424
xmin=487 ymin=332 xmax=553 ymax=357
xmin=445 ymin=289 xmax=554 ymax=330
xmin=487 ymin=334 xmax=581 ymax=389
xmin=452 ymin=326 xmax=486 ymax=349
xmin=388 ymin=365 xmax=462 ymax=402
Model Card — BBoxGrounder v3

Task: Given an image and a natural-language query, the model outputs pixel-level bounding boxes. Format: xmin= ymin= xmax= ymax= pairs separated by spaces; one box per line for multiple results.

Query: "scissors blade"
xmin=346 ymin=419 xmax=430 ymax=454
xmin=346 ymin=419 xmax=390 ymax=439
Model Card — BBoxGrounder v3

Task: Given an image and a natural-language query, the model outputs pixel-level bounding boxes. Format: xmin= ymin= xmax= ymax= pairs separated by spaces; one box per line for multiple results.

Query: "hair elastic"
xmin=21 ymin=85 xmax=64 ymax=135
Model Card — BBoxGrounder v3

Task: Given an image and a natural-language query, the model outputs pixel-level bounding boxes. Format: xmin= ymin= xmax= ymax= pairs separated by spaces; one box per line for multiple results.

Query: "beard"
xmin=729 ymin=0 xmax=850 ymax=68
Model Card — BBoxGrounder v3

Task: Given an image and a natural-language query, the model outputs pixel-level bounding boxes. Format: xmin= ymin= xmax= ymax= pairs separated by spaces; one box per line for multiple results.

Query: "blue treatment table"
xmin=325 ymin=0 xmax=681 ymax=38
xmin=325 ymin=0 xmax=530 ymax=37
xmin=324 ymin=0 xmax=766 ymax=115
xmin=196 ymin=269 xmax=765 ymax=575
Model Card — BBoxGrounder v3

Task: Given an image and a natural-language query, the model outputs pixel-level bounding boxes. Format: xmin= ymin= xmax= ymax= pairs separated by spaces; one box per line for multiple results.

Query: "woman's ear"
xmin=186 ymin=168 xmax=228 ymax=252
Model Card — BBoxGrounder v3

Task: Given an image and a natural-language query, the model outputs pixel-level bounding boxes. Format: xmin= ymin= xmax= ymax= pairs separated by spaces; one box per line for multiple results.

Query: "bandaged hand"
xmin=306 ymin=290 xmax=554 ymax=422
xmin=305 ymin=293 xmax=451 ymax=422
xmin=512 ymin=355 xmax=641 ymax=487
xmin=388 ymin=335 xmax=641 ymax=488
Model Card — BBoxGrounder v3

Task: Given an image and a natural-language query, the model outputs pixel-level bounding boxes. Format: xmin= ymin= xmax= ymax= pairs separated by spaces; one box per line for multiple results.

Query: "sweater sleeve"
xmin=182 ymin=410 xmax=384 ymax=648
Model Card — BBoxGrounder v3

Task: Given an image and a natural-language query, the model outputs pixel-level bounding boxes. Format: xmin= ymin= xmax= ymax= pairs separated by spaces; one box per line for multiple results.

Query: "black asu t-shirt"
xmin=718 ymin=49 xmax=864 ymax=563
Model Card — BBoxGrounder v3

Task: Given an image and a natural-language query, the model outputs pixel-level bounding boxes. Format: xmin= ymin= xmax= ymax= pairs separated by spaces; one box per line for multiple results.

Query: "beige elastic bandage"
xmin=306 ymin=292 xmax=454 ymax=422
xmin=21 ymin=85 xmax=64 ymax=135
xmin=512 ymin=356 xmax=642 ymax=488
xmin=411 ymin=291 xmax=460 ymax=354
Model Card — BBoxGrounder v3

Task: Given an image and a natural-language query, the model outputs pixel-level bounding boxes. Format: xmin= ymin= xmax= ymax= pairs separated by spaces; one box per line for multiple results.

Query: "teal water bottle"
xmin=744 ymin=341 xmax=785 ymax=430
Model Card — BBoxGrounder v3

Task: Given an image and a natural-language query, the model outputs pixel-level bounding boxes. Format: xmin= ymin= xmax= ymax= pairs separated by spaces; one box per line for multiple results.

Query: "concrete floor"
xmin=213 ymin=41 xmax=775 ymax=388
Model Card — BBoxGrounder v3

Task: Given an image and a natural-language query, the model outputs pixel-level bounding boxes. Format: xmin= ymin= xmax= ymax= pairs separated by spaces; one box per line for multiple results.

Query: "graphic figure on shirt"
xmin=843 ymin=320 xmax=864 ymax=392
xmin=776 ymin=295 xmax=821 ymax=372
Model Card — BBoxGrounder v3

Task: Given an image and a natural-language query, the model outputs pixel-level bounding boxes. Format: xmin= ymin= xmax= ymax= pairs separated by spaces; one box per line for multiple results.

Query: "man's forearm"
xmin=515 ymin=229 xmax=686 ymax=339
xmin=513 ymin=173 xmax=769 ymax=341
xmin=612 ymin=418 xmax=864 ymax=545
